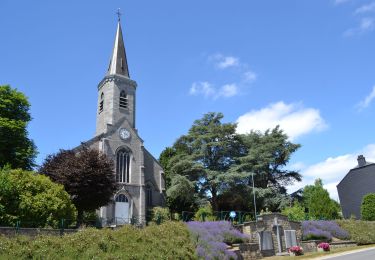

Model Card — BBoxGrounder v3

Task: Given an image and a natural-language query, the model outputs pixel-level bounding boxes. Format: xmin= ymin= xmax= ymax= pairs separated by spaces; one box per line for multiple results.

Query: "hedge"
xmin=0 ymin=222 xmax=197 ymax=259
xmin=361 ymin=193 xmax=375 ymax=221
xmin=337 ymin=220 xmax=375 ymax=245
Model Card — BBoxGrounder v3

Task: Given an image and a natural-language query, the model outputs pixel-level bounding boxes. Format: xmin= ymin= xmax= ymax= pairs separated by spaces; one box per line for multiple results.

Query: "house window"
xmin=119 ymin=90 xmax=128 ymax=109
xmin=115 ymin=194 xmax=129 ymax=203
xmin=146 ymin=185 xmax=152 ymax=207
xmin=99 ymin=92 xmax=104 ymax=113
xmin=116 ymin=149 xmax=130 ymax=183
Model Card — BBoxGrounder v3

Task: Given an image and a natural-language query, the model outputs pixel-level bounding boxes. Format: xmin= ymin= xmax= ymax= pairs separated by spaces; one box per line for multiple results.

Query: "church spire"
xmin=107 ymin=10 xmax=130 ymax=78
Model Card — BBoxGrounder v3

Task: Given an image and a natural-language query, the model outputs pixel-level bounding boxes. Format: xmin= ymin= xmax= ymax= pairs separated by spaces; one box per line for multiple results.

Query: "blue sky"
xmin=1 ymin=0 xmax=375 ymax=200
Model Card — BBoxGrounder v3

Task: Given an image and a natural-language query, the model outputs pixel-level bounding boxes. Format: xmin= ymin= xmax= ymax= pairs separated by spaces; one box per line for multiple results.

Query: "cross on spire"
xmin=107 ymin=9 xmax=129 ymax=78
xmin=116 ymin=8 xmax=122 ymax=21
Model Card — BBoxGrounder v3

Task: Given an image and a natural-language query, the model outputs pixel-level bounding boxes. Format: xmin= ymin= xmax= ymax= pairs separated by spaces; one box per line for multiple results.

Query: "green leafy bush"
xmin=151 ymin=207 xmax=170 ymax=224
xmin=282 ymin=202 xmax=306 ymax=221
xmin=194 ymin=204 xmax=214 ymax=221
xmin=0 ymin=168 xmax=76 ymax=227
xmin=361 ymin=193 xmax=375 ymax=221
xmin=337 ymin=219 xmax=375 ymax=245
xmin=0 ymin=222 xmax=197 ymax=259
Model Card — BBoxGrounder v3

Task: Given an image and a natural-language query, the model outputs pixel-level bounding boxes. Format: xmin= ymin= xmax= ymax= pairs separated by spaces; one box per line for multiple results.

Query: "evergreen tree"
xmin=232 ymin=126 xmax=301 ymax=212
xmin=160 ymin=113 xmax=301 ymax=213
xmin=303 ymin=179 xmax=340 ymax=220
xmin=162 ymin=112 xmax=245 ymax=211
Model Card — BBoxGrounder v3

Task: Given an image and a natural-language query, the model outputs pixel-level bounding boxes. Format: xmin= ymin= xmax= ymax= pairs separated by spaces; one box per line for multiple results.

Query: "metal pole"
xmin=252 ymin=172 xmax=257 ymax=221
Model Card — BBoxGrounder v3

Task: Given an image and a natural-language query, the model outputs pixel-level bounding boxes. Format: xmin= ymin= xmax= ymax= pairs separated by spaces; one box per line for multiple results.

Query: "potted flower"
xmin=289 ymin=246 xmax=304 ymax=256
xmin=317 ymin=242 xmax=330 ymax=252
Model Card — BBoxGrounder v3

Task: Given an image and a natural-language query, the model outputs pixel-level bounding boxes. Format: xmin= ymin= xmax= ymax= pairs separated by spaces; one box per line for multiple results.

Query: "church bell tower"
xmin=96 ymin=16 xmax=137 ymax=136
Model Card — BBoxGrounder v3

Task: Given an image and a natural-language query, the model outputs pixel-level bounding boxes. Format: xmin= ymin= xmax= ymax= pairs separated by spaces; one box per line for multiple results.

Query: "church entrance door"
xmin=115 ymin=194 xmax=130 ymax=224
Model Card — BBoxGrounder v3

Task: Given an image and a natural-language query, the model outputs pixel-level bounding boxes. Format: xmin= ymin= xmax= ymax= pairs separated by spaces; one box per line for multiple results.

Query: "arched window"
xmin=115 ymin=194 xmax=129 ymax=203
xmin=146 ymin=185 xmax=152 ymax=207
xmin=116 ymin=149 xmax=130 ymax=183
xmin=99 ymin=92 xmax=104 ymax=113
xmin=119 ymin=90 xmax=128 ymax=109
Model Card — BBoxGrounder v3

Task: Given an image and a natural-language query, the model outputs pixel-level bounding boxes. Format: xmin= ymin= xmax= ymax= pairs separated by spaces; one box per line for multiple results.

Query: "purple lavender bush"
xmin=187 ymin=221 xmax=249 ymax=260
xmin=302 ymin=221 xmax=349 ymax=241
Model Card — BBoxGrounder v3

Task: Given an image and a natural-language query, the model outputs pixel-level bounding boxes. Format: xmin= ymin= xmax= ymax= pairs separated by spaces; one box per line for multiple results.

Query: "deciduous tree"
xmin=0 ymin=167 xmax=76 ymax=227
xmin=39 ymin=147 xmax=117 ymax=223
xmin=0 ymin=85 xmax=37 ymax=170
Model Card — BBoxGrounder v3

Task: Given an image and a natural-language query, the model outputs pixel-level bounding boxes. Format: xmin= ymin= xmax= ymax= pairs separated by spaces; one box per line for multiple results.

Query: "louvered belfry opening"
xmin=119 ymin=90 xmax=128 ymax=109
xmin=99 ymin=93 xmax=104 ymax=113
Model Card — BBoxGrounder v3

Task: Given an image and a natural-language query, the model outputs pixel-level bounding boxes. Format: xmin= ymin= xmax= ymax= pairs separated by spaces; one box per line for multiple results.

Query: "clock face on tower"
xmin=119 ymin=128 xmax=130 ymax=140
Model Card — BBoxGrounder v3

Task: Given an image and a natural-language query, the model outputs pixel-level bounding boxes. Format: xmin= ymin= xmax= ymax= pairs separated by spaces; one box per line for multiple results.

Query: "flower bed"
xmin=317 ymin=242 xmax=330 ymax=251
xmin=187 ymin=221 xmax=250 ymax=259
xmin=302 ymin=221 xmax=349 ymax=241
xmin=289 ymin=246 xmax=304 ymax=256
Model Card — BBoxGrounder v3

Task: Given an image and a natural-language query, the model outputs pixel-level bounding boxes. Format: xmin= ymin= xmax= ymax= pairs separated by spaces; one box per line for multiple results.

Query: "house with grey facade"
xmin=77 ymin=17 xmax=165 ymax=225
xmin=337 ymin=155 xmax=375 ymax=219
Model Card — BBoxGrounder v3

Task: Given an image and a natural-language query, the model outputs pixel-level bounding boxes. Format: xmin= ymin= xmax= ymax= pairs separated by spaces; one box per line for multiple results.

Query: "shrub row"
xmin=0 ymin=222 xmax=196 ymax=259
xmin=336 ymin=220 xmax=375 ymax=245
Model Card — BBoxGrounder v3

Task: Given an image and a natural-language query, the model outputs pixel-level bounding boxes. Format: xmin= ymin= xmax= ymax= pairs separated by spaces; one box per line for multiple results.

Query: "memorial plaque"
xmin=244 ymin=225 xmax=251 ymax=235
xmin=284 ymin=230 xmax=297 ymax=249
xmin=258 ymin=231 xmax=273 ymax=250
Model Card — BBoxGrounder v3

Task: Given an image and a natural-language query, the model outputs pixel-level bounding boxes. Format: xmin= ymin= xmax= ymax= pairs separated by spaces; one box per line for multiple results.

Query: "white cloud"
xmin=189 ymin=53 xmax=257 ymax=100
xmin=360 ymin=17 xmax=375 ymax=29
xmin=344 ymin=17 xmax=375 ymax=36
xmin=302 ymin=154 xmax=355 ymax=182
xmin=236 ymin=101 xmax=327 ymax=140
xmin=243 ymin=70 xmax=257 ymax=83
xmin=218 ymin=84 xmax=239 ymax=98
xmin=290 ymin=162 xmax=307 ymax=171
xmin=357 ymin=85 xmax=375 ymax=110
xmin=210 ymin=54 xmax=240 ymax=69
xmin=189 ymin=82 xmax=239 ymax=99
xmin=189 ymin=82 xmax=215 ymax=98
xmin=288 ymin=144 xmax=375 ymax=200
xmin=355 ymin=2 xmax=375 ymax=14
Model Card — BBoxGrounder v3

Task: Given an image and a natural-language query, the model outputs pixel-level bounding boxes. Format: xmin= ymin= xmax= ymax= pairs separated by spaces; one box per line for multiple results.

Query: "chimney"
xmin=357 ymin=155 xmax=366 ymax=167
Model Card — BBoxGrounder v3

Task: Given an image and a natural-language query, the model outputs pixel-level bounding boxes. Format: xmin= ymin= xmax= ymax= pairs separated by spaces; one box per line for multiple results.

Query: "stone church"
xmin=78 ymin=18 xmax=165 ymax=225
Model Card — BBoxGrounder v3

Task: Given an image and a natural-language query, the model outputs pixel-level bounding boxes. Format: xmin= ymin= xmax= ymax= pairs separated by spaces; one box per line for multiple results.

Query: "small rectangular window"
xmin=146 ymin=188 xmax=152 ymax=207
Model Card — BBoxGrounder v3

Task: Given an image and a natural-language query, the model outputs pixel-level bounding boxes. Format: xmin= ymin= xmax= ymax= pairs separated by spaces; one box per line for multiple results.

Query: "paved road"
xmin=318 ymin=247 xmax=375 ymax=260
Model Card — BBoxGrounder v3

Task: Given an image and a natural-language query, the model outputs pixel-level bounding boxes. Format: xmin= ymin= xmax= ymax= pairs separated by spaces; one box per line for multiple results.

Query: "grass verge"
xmin=266 ymin=245 xmax=375 ymax=260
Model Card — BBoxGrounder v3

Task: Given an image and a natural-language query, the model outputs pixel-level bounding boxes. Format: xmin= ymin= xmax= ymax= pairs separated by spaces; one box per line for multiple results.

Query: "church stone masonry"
xmin=79 ymin=19 xmax=165 ymax=225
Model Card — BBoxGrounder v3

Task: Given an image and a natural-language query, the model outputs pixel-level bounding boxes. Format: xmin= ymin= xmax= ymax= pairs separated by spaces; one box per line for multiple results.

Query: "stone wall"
xmin=0 ymin=227 xmax=77 ymax=237
xmin=235 ymin=213 xmax=303 ymax=256
xmin=301 ymin=240 xmax=357 ymax=253
xmin=229 ymin=243 xmax=262 ymax=260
